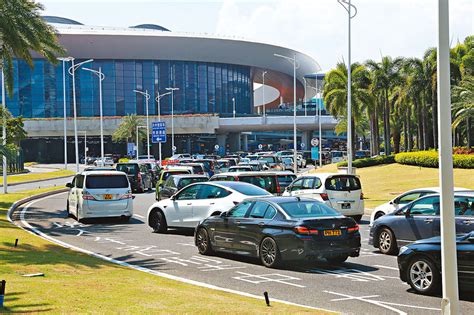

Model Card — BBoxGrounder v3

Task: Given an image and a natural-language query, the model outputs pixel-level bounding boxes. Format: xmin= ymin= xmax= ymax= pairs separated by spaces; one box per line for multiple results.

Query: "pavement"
xmin=11 ymin=187 xmax=474 ymax=314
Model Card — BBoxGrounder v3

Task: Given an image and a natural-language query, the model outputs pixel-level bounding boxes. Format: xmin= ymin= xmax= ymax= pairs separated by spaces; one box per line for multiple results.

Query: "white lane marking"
xmin=310 ymin=267 xmax=398 ymax=282
xmin=324 ymin=291 xmax=407 ymax=315
xmin=233 ymin=271 xmax=305 ymax=288
xmin=177 ymin=242 xmax=195 ymax=247
xmin=16 ymin=197 xmax=328 ymax=312
xmin=375 ymin=265 xmax=399 ymax=271
xmin=133 ymin=214 xmax=145 ymax=219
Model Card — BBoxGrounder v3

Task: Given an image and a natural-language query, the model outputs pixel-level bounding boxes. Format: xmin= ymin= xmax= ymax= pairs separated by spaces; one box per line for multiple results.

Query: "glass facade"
xmin=3 ymin=59 xmax=253 ymax=118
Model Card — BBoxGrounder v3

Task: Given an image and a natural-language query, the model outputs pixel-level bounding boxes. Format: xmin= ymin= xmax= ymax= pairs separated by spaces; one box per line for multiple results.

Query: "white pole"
xmin=62 ymin=60 xmax=68 ymax=170
xmin=157 ymin=95 xmax=162 ymax=165
xmin=98 ymin=67 xmax=104 ymax=160
xmin=71 ymin=60 xmax=80 ymax=173
xmin=145 ymin=90 xmax=150 ymax=158
xmin=437 ymin=0 xmax=459 ymax=313
xmin=262 ymin=71 xmax=267 ymax=117
xmin=303 ymin=77 xmax=307 ymax=116
xmin=171 ymin=89 xmax=175 ymax=154
xmin=2 ymin=70 xmax=7 ymax=193
xmin=293 ymin=54 xmax=297 ymax=174
xmin=232 ymin=97 xmax=236 ymax=118
xmin=347 ymin=0 xmax=353 ymax=175
xmin=136 ymin=125 xmax=139 ymax=160
xmin=84 ymin=131 xmax=87 ymax=165
xmin=318 ymin=76 xmax=322 ymax=168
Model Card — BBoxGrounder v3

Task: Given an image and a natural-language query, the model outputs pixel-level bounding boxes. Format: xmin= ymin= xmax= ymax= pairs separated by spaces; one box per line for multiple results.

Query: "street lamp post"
xmin=83 ymin=131 xmax=87 ymax=165
xmin=57 ymin=57 xmax=73 ymax=170
xmin=302 ymin=77 xmax=308 ymax=117
xmin=317 ymin=77 xmax=323 ymax=168
xmin=165 ymin=87 xmax=179 ymax=155
xmin=155 ymin=91 xmax=171 ymax=165
xmin=68 ymin=58 xmax=94 ymax=173
xmin=83 ymin=67 xmax=105 ymax=160
xmin=2 ymin=70 xmax=7 ymax=193
xmin=262 ymin=71 xmax=267 ymax=117
xmin=337 ymin=0 xmax=357 ymax=175
xmin=232 ymin=97 xmax=236 ymax=118
xmin=133 ymin=89 xmax=151 ymax=158
xmin=274 ymin=53 xmax=298 ymax=174
xmin=135 ymin=125 xmax=147 ymax=160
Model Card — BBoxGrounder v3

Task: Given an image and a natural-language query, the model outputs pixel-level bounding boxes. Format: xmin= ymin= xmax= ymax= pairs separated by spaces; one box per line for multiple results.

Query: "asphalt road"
xmin=12 ymin=190 xmax=474 ymax=314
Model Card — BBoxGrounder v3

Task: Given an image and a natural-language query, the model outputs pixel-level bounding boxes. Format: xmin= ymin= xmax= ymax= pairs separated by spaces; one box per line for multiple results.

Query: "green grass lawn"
xmin=0 ymin=169 xmax=74 ymax=186
xmin=0 ymin=188 xmax=331 ymax=314
xmin=312 ymin=163 xmax=474 ymax=209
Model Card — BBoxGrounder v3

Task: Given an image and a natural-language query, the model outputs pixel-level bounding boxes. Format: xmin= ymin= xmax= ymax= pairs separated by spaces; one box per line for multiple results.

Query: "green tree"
xmin=452 ymin=76 xmax=474 ymax=148
xmin=0 ymin=0 xmax=65 ymax=96
xmin=0 ymin=106 xmax=27 ymax=146
xmin=112 ymin=114 xmax=147 ymax=147
xmin=324 ymin=62 xmax=373 ymax=158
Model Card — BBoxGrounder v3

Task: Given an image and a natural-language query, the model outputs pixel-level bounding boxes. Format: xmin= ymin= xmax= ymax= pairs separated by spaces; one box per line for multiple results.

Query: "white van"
xmin=282 ymin=173 xmax=364 ymax=222
xmin=66 ymin=170 xmax=134 ymax=222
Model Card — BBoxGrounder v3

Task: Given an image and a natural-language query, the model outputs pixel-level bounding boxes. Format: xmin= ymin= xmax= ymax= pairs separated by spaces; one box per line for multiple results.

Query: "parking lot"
xmin=12 ymin=190 xmax=474 ymax=315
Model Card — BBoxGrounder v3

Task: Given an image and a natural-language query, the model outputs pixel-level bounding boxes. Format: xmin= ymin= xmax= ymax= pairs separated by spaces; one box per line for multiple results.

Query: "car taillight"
xmin=348 ymin=224 xmax=359 ymax=232
xmin=82 ymin=192 xmax=95 ymax=200
xmin=294 ymin=226 xmax=319 ymax=235
xmin=320 ymin=193 xmax=329 ymax=201
xmin=360 ymin=192 xmax=364 ymax=200
xmin=276 ymin=181 xmax=281 ymax=194
xmin=121 ymin=191 xmax=133 ymax=199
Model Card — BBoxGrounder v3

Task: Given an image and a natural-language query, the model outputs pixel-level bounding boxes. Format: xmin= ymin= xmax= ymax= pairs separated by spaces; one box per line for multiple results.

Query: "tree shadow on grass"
xmin=1 ymin=292 xmax=52 ymax=313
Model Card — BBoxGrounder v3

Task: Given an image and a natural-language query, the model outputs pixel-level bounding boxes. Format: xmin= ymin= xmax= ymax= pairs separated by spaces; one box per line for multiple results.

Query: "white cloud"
xmin=215 ymin=0 xmax=473 ymax=71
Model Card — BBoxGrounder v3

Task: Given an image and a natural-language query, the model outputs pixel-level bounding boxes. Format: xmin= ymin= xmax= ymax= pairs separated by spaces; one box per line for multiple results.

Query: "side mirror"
xmin=66 ymin=183 xmax=73 ymax=188
xmin=220 ymin=211 xmax=228 ymax=218
xmin=468 ymin=236 xmax=474 ymax=243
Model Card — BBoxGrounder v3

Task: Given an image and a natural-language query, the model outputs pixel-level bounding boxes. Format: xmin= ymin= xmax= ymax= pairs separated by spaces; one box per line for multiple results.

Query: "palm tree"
xmin=452 ymin=76 xmax=474 ymax=148
xmin=112 ymin=114 xmax=147 ymax=149
xmin=0 ymin=0 xmax=65 ymax=95
xmin=324 ymin=62 xmax=373 ymax=158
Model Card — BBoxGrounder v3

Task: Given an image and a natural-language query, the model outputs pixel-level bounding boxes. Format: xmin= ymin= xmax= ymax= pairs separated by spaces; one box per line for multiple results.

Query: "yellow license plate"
xmin=324 ymin=229 xmax=342 ymax=236
xmin=104 ymin=194 xmax=112 ymax=200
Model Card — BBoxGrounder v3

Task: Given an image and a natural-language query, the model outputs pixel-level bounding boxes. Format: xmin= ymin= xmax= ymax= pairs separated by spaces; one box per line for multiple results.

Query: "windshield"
xmin=178 ymin=177 xmax=208 ymax=189
xmin=332 ymin=152 xmax=343 ymax=158
xmin=239 ymin=175 xmax=276 ymax=192
xmin=227 ymin=183 xmax=272 ymax=196
xmin=85 ymin=175 xmax=129 ymax=189
xmin=280 ymin=201 xmax=340 ymax=218
xmin=325 ymin=176 xmax=361 ymax=191
xmin=116 ymin=164 xmax=138 ymax=174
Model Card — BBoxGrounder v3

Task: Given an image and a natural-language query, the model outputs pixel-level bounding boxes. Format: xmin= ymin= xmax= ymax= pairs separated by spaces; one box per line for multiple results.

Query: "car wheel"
xmin=151 ymin=210 xmax=167 ymax=233
xmin=351 ymin=215 xmax=362 ymax=223
xmin=326 ymin=255 xmax=348 ymax=265
xmin=374 ymin=211 xmax=385 ymax=220
xmin=407 ymin=257 xmax=440 ymax=294
xmin=259 ymin=237 xmax=281 ymax=268
xmin=196 ymin=228 xmax=214 ymax=255
xmin=378 ymin=227 xmax=398 ymax=255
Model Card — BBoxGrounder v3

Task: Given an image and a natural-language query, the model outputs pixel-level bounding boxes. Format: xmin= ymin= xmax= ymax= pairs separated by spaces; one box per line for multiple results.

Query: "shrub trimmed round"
xmin=395 ymin=151 xmax=474 ymax=169
xmin=337 ymin=155 xmax=395 ymax=168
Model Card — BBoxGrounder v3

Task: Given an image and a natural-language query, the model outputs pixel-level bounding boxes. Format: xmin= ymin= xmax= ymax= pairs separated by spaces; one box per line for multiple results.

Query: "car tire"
xmin=351 ymin=215 xmax=363 ymax=223
xmin=374 ymin=211 xmax=385 ymax=221
xmin=326 ymin=255 xmax=348 ymax=265
xmin=151 ymin=210 xmax=167 ymax=233
xmin=259 ymin=237 xmax=281 ymax=268
xmin=377 ymin=227 xmax=398 ymax=255
xmin=196 ymin=228 xmax=214 ymax=255
xmin=407 ymin=256 xmax=440 ymax=295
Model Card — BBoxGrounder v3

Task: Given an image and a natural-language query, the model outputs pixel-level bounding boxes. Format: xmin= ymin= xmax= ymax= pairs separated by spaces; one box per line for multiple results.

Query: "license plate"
xmin=104 ymin=194 xmax=112 ymax=200
xmin=324 ymin=229 xmax=342 ymax=236
xmin=341 ymin=203 xmax=351 ymax=209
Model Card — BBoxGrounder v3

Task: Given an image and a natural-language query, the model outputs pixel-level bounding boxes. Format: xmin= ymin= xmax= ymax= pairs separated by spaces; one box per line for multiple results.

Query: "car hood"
xmin=411 ymin=234 xmax=469 ymax=246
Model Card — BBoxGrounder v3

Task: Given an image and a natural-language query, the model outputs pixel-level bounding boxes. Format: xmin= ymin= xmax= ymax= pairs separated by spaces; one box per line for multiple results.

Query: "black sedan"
xmin=195 ymin=196 xmax=360 ymax=268
xmin=369 ymin=192 xmax=474 ymax=254
xmin=398 ymin=231 xmax=474 ymax=294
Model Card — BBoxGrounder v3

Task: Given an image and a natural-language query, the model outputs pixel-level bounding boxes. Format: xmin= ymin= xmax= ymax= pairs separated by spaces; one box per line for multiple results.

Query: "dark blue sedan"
xmin=369 ymin=192 xmax=474 ymax=254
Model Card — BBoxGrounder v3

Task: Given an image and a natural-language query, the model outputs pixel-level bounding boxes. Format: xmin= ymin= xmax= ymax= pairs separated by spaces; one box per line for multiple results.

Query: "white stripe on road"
xmin=15 ymin=195 xmax=333 ymax=313
xmin=374 ymin=265 xmax=399 ymax=271
xmin=133 ymin=214 xmax=145 ymax=219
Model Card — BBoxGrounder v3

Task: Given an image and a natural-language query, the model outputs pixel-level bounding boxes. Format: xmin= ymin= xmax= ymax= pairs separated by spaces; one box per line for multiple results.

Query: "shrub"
xmin=337 ymin=155 xmax=395 ymax=168
xmin=395 ymin=151 xmax=474 ymax=169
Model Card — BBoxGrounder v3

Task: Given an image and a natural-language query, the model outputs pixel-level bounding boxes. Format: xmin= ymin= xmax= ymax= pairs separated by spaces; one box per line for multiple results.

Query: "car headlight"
xmin=399 ymin=246 xmax=409 ymax=255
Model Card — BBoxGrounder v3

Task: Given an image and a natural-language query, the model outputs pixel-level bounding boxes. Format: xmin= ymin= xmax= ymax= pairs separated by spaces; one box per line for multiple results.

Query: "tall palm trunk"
xmin=403 ymin=113 xmax=408 ymax=152
xmin=369 ymin=112 xmax=375 ymax=155
xmin=467 ymin=117 xmax=472 ymax=149
xmin=406 ymin=110 xmax=412 ymax=151
xmin=374 ymin=105 xmax=380 ymax=154
xmin=431 ymin=83 xmax=438 ymax=149
xmin=384 ymin=89 xmax=391 ymax=155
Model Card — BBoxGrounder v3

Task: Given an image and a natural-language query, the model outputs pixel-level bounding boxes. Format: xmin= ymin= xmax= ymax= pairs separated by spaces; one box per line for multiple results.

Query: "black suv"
xmin=116 ymin=163 xmax=153 ymax=193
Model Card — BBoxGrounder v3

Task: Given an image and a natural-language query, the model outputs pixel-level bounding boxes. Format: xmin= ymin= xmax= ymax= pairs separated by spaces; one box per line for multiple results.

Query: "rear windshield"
xmin=85 ymin=175 xmax=129 ymax=189
xmin=195 ymin=161 xmax=211 ymax=171
xmin=332 ymin=152 xmax=343 ymax=158
xmin=178 ymin=177 xmax=207 ymax=189
xmin=277 ymin=175 xmax=296 ymax=184
xmin=259 ymin=157 xmax=276 ymax=163
xmin=163 ymin=171 xmax=189 ymax=181
xmin=325 ymin=176 xmax=361 ymax=191
xmin=217 ymin=161 xmax=230 ymax=167
xmin=191 ymin=165 xmax=203 ymax=173
xmin=281 ymin=201 xmax=340 ymax=218
xmin=239 ymin=175 xmax=277 ymax=192
xmin=116 ymin=164 xmax=138 ymax=174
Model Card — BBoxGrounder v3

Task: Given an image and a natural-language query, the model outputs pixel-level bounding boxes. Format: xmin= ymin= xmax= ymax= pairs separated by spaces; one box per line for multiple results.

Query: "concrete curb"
xmin=7 ymin=188 xmax=68 ymax=224
xmin=1 ymin=175 xmax=73 ymax=187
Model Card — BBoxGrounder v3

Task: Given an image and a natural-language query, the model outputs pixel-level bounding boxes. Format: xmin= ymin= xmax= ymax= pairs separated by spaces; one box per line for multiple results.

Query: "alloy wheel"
xmin=196 ymin=229 xmax=208 ymax=253
xmin=261 ymin=238 xmax=277 ymax=266
xmin=410 ymin=261 xmax=433 ymax=291
xmin=379 ymin=231 xmax=391 ymax=252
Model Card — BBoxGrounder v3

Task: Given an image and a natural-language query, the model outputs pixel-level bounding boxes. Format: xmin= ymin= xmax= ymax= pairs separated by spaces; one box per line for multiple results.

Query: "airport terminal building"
xmin=2 ymin=17 xmax=338 ymax=161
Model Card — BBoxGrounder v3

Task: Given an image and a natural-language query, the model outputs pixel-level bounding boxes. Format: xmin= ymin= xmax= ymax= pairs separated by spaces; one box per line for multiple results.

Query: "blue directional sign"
xmin=311 ymin=146 xmax=319 ymax=160
xmin=152 ymin=122 xmax=167 ymax=143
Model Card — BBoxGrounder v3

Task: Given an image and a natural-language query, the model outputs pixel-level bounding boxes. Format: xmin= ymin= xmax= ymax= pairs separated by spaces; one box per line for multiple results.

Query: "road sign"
xmin=152 ymin=121 xmax=166 ymax=143
xmin=172 ymin=146 xmax=177 ymax=152
xmin=214 ymin=144 xmax=219 ymax=150
xmin=311 ymin=147 xmax=319 ymax=160
xmin=311 ymin=138 xmax=319 ymax=147
xmin=258 ymin=144 xmax=263 ymax=150
xmin=300 ymin=143 xmax=305 ymax=149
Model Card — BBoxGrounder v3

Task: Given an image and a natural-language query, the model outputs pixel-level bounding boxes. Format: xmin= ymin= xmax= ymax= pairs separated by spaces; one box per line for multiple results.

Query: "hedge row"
xmin=337 ymin=155 xmax=395 ymax=168
xmin=395 ymin=151 xmax=474 ymax=169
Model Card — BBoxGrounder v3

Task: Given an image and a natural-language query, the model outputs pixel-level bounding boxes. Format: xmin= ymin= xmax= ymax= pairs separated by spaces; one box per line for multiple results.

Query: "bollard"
xmin=14 ymin=239 xmax=18 ymax=247
xmin=263 ymin=291 xmax=270 ymax=306
xmin=0 ymin=280 xmax=6 ymax=308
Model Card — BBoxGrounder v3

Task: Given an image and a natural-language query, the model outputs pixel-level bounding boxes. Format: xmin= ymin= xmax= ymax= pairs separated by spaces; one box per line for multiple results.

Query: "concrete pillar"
xmin=301 ymin=130 xmax=312 ymax=151
xmin=185 ymin=137 xmax=192 ymax=154
xmin=241 ymin=133 xmax=249 ymax=151
xmin=216 ymin=134 xmax=227 ymax=155
xmin=228 ymin=132 xmax=241 ymax=153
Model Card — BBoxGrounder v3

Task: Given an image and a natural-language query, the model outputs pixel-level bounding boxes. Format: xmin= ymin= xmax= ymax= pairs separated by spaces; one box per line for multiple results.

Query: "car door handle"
xmin=424 ymin=218 xmax=434 ymax=223
xmin=209 ymin=202 xmax=215 ymax=205
xmin=186 ymin=203 xmax=192 ymax=205
xmin=235 ymin=220 xmax=241 ymax=224
xmin=258 ymin=222 xmax=265 ymax=227
xmin=462 ymin=220 xmax=474 ymax=225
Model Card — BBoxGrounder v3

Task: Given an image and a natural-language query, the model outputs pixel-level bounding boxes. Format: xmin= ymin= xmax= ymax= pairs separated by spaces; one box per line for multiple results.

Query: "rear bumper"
xmin=82 ymin=200 xmax=133 ymax=218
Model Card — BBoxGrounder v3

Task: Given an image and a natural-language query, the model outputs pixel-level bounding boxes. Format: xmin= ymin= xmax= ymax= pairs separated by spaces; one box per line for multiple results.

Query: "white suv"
xmin=66 ymin=170 xmax=134 ymax=222
xmin=282 ymin=173 xmax=364 ymax=222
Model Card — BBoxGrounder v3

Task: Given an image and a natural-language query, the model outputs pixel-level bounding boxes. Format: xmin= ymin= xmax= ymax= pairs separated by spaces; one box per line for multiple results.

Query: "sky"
xmin=41 ymin=0 xmax=473 ymax=72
